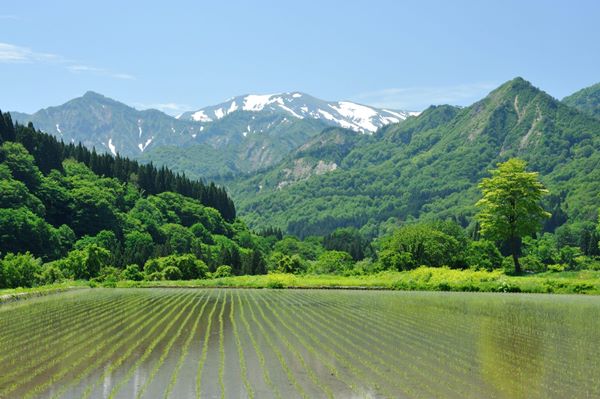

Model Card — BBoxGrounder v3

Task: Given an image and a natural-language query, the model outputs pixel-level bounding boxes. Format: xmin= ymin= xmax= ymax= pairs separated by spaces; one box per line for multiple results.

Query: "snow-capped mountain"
xmin=177 ymin=92 xmax=417 ymax=133
xmin=10 ymin=91 xmax=418 ymax=179
xmin=10 ymin=91 xmax=201 ymax=158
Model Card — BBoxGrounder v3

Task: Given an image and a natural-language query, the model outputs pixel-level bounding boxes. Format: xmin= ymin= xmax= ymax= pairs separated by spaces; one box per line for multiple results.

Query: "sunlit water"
xmin=0 ymin=288 xmax=598 ymax=398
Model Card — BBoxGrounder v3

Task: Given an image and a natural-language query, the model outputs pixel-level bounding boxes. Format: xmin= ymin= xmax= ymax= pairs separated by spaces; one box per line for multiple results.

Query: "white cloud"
xmin=0 ymin=42 xmax=61 ymax=63
xmin=68 ymin=64 xmax=135 ymax=80
xmin=353 ymin=82 xmax=498 ymax=111
xmin=0 ymin=42 xmax=134 ymax=80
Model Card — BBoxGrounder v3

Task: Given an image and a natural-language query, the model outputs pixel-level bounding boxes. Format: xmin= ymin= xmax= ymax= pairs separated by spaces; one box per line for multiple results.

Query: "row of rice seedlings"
xmin=0 ymin=294 xmax=97 ymax=350
xmin=0 ymin=291 xmax=129 ymax=360
xmin=161 ymin=291 xmax=212 ymax=399
xmin=234 ymin=290 xmax=281 ymax=399
xmin=228 ymin=290 xmax=254 ymax=399
xmin=251 ymin=295 xmax=367 ymax=397
xmin=133 ymin=292 xmax=209 ymax=399
xmin=0 ymin=289 xmax=104 ymax=341
xmin=0 ymin=293 xmax=155 ymax=397
xmin=243 ymin=291 xmax=308 ymax=398
xmin=320 ymin=292 xmax=562 ymax=398
xmin=292 ymin=291 xmax=482 ymax=398
xmin=48 ymin=291 xmax=190 ymax=399
xmin=218 ymin=290 xmax=227 ymax=399
xmin=246 ymin=292 xmax=335 ymax=399
xmin=0 ymin=294 xmax=146 ymax=393
xmin=0 ymin=292 xmax=139 ymax=373
xmin=18 ymin=292 xmax=178 ymax=399
xmin=478 ymin=310 xmax=583 ymax=392
xmin=311 ymin=292 xmax=497 ymax=391
xmin=103 ymin=291 xmax=200 ymax=399
xmin=196 ymin=290 xmax=222 ymax=399
xmin=273 ymin=291 xmax=425 ymax=398
xmin=262 ymin=291 xmax=394 ymax=398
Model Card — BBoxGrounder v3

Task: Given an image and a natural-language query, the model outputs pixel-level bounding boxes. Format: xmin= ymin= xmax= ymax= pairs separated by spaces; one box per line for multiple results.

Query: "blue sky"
xmin=1 ymin=0 xmax=599 ymax=114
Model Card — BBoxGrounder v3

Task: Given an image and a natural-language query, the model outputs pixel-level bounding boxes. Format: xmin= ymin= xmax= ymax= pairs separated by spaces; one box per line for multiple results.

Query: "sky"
xmin=1 ymin=0 xmax=599 ymax=115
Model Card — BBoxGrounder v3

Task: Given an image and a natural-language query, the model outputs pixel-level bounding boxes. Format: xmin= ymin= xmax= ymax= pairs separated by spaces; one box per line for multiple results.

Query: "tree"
xmin=378 ymin=222 xmax=465 ymax=270
xmin=476 ymin=159 xmax=550 ymax=273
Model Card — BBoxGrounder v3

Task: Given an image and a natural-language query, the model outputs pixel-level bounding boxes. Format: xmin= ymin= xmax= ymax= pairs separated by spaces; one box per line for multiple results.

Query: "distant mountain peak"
xmin=178 ymin=92 xmax=415 ymax=133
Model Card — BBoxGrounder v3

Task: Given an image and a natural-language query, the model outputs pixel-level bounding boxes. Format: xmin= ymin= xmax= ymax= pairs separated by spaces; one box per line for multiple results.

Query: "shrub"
xmin=213 ymin=265 xmax=232 ymax=278
xmin=310 ymin=250 xmax=354 ymax=275
xmin=37 ymin=264 xmax=65 ymax=285
xmin=273 ymin=254 xmax=306 ymax=274
xmin=520 ymin=255 xmax=546 ymax=273
xmin=95 ymin=266 xmax=121 ymax=283
xmin=466 ymin=240 xmax=503 ymax=270
xmin=163 ymin=266 xmax=182 ymax=280
xmin=0 ymin=252 xmax=43 ymax=288
xmin=145 ymin=271 xmax=165 ymax=281
xmin=143 ymin=254 xmax=208 ymax=279
xmin=378 ymin=249 xmax=415 ymax=271
xmin=121 ymin=264 xmax=144 ymax=281
xmin=57 ymin=244 xmax=111 ymax=280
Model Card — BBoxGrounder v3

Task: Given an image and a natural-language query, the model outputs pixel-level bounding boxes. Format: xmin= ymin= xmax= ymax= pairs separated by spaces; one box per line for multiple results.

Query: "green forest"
xmin=1 ymin=103 xmax=599 ymax=292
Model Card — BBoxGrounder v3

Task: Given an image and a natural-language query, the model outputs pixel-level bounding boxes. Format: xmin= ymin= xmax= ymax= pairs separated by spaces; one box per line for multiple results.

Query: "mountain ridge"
xmin=228 ymin=77 xmax=600 ymax=237
xmin=11 ymin=90 xmax=414 ymax=178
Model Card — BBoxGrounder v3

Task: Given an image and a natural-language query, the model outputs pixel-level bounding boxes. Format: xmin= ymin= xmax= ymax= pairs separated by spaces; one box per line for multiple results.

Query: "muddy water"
xmin=1 ymin=288 xmax=599 ymax=398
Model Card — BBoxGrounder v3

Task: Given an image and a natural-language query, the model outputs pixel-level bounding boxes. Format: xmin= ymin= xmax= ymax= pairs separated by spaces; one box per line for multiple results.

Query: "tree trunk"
xmin=510 ymin=236 xmax=522 ymax=274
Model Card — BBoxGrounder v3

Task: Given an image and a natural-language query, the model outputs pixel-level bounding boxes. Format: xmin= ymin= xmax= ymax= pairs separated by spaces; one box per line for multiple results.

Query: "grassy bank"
xmin=118 ymin=267 xmax=600 ymax=295
xmin=0 ymin=281 xmax=90 ymax=303
xmin=2 ymin=268 xmax=600 ymax=300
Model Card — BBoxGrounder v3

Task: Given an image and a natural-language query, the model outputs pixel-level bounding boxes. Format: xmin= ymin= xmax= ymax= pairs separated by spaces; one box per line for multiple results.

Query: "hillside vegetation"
xmin=230 ymin=78 xmax=600 ymax=239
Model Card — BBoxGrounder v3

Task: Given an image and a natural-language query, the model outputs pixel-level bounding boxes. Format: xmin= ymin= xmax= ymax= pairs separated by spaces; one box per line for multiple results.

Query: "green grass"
xmin=116 ymin=268 xmax=600 ymax=295
xmin=0 ymin=281 xmax=90 ymax=303
xmin=3 ymin=268 xmax=599 ymax=300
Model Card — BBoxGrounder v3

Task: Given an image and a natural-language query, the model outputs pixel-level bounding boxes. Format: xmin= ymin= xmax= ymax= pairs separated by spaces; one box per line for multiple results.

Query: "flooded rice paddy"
xmin=0 ymin=288 xmax=599 ymax=398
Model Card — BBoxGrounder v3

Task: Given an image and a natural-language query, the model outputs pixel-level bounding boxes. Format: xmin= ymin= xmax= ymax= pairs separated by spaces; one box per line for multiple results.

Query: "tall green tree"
xmin=476 ymin=159 xmax=550 ymax=273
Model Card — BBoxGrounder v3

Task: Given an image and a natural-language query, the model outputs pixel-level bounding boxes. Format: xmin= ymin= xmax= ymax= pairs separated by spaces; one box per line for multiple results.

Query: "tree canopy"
xmin=476 ymin=159 xmax=550 ymax=273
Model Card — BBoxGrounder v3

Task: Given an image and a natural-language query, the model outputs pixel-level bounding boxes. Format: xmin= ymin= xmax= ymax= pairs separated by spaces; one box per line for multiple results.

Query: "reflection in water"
xmin=479 ymin=304 xmax=544 ymax=399
xmin=1 ymin=289 xmax=599 ymax=398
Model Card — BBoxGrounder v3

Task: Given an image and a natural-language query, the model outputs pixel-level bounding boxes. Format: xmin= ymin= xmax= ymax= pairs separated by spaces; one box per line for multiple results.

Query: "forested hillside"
xmin=563 ymin=82 xmax=600 ymax=119
xmin=0 ymin=112 xmax=273 ymax=287
xmin=231 ymin=78 xmax=600 ymax=239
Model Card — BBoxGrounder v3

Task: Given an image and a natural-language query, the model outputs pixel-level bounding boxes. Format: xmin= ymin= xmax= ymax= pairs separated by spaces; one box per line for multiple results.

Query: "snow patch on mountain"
xmin=180 ymin=92 xmax=415 ymax=133
xmin=138 ymin=137 xmax=153 ymax=152
xmin=191 ymin=110 xmax=212 ymax=122
xmin=108 ymin=138 xmax=117 ymax=156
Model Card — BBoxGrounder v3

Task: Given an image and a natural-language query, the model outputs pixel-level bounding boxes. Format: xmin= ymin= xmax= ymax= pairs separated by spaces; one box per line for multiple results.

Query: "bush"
xmin=378 ymin=249 xmax=415 ymax=271
xmin=95 ymin=266 xmax=121 ymax=283
xmin=520 ymin=255 xmax=546 ymax=273
xmin=121 ymin=264 xmax=144 ymax=281
xmin=57 ymin=244 xmax=111 ymax=280
xmin=145 ymin=271 xmax=165 ymax=281
xmin=0 ymin=252 xmax=42 ymax=288
xmin=143 ymin=254 xmax=208 ymax=280
xmin=273 ymin=254 xmax=306 ymax=274
xmin=466 ymin=240 xmax=503 ymax=270
xmin=213 ymin=265 xmax=232 ymax=278
xmin=37 ymin=264 xmax=65 ymax=285
xmin=351 ymin=258 xmax=381 ymax=275
xmin=163 ymin=266 xmax=182 ymax=280
xmin=310 ymin=251 xmax=354 ymax=275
